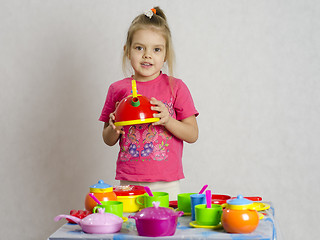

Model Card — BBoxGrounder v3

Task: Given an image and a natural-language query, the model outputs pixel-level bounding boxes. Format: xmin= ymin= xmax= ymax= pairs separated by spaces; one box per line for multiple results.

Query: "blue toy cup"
xmin=190 ymin=193 xmax=206 ymax=221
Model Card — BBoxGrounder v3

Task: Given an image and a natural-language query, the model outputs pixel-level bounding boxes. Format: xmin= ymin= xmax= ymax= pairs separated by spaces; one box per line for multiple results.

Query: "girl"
xmin=99 ymin=7 xmax=199 ymax=199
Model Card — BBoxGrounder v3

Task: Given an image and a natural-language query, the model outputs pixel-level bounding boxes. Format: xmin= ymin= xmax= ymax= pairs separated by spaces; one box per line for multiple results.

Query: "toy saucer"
xmin=189 ymin=221 xmax=222 ymax=229
xmin=122 ymin=217 xmax=128 ymax=222
xmin=251 ymin=202 xmax=270 ymax=211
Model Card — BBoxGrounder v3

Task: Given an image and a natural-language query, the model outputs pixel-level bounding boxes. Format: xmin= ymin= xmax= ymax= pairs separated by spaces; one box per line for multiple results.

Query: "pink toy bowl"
xmin=128 ymin=202 xmax=184 ymax=237
xmin=54 ymin=208 xmax=123 ymax=234
xmin=114 ymin=80 xmax=159 ymax=126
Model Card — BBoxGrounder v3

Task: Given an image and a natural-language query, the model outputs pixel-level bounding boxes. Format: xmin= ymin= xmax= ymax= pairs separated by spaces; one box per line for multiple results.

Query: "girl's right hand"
xmin=109 ymin=102 xmax=125 ymax=135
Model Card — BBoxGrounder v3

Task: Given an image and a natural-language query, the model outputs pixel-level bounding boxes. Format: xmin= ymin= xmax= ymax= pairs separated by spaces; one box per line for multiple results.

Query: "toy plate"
xmin=189 ymin=221 xmax=222 ymax=229
xmin=252 ymin=202 xmax=270 ymax=211
xmin=122 ymin=217 xmax=128 ymax=222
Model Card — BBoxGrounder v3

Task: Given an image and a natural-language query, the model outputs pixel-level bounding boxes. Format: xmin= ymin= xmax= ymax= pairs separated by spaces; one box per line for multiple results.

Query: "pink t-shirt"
xmin=99 ymin=73 xmax=198 ymax=182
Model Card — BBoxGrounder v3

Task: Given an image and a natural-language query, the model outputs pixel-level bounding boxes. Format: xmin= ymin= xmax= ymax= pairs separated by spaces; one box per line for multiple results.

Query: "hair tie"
xmin=144 ymin=8 xmax=156 ymax=19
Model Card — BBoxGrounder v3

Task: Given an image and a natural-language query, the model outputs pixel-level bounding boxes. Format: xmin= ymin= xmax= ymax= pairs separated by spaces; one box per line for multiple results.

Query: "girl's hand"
xmin=109 ymin=102 xmax=125 ymax=135
xmin=150 ymin=97 xmax=171 ymax=126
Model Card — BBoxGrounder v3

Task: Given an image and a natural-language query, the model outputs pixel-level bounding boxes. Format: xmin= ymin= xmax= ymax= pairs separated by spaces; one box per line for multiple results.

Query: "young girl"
xmin=99 ymin=7 xmax=199 ymax=199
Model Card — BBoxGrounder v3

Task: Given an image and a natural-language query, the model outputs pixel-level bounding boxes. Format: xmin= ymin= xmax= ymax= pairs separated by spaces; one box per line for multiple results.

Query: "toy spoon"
xmin=199 ymin=184 xmax=208 ymax=194
xmin=206 ymin=190 xmax=212 ymax=208
xmin=144 ymin=186 xmax=154 ymax=197
xmin=89 ymin=193 xmax=102 ymax=205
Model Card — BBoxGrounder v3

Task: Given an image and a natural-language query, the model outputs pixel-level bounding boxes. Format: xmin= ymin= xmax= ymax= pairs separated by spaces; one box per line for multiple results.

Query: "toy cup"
xmin=136 ymin=192 xmax=169 ymax=208
xmin=177 ymin=193 xmax=196 ymax=213
xmin=93 ymin=201 xmax=123 ymax=217
xmin=190 ymin=194 xmax=206 ymax=221
xmin=195 ymin=204 xmax=223 ymax=226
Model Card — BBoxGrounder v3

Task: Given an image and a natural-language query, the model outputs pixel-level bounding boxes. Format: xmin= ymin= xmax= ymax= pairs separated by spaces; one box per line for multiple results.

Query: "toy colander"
xmin=114 ymin=80 xmax=160 ymax=126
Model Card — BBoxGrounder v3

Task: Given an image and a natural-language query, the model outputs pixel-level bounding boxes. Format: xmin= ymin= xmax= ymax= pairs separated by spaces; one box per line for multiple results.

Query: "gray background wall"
xmin=1 ymin=0 xmax=319 ymax=239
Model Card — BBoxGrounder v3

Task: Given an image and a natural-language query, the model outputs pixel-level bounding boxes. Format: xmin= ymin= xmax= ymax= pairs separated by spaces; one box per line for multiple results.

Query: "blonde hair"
xmin=122 ymin=6 xmax=175 ymax=78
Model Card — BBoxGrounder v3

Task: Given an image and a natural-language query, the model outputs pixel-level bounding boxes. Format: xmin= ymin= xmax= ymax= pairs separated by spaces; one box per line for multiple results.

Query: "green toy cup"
xmin=195 ymin=204 xmax=223 ymax=226
xmin=93 ymin=200 xmax=123 ymax=217
xmin=177 ymin=193 xmax=196 ymax=213
xmin=136 ymin=192 xmax=169 ymax=208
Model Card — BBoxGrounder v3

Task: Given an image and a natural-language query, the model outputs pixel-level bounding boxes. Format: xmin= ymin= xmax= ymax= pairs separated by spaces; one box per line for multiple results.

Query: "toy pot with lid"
xmin=54 ymin=208 xmax=123 ymax=234
xmin=128 ymin=201 xmax=184 ymax=237
xmin=221 ymin=195 xmax=260 ymax=234
xmin=114 ymin=80 xmax=160 ymax=126
xmin=85 ymin=180 xmax=117 ymax=212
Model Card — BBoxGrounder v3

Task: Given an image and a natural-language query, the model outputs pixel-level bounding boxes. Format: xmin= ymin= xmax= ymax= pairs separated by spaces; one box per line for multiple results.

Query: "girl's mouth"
xmin=141 ymin=62 xmax=152 ymax=67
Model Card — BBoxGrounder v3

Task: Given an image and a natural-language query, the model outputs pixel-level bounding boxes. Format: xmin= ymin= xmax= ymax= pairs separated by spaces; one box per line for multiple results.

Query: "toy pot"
xmin=221 ymin=195 xmax=259 ymax=234
xmin=128 ymin=202 xmax=184 ymax=237
xmin=54 ymin=208 xmax=123 ymax=234
xmin=85 ymin=180 xmax=117 ymax=212
xmin=114 ymin=80 xmax=159 ymax=126
xmin=113 ymin=185 xmax=146 ymax=213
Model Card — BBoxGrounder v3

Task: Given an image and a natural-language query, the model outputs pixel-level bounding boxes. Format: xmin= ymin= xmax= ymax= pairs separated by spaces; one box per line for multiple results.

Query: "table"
xmin=48 ymin=202 xmax=279 ymax=240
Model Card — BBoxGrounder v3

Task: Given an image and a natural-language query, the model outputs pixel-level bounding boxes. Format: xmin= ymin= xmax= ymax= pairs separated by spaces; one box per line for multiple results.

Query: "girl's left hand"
xmin=150 ymin=97 xmax=171 ymax=126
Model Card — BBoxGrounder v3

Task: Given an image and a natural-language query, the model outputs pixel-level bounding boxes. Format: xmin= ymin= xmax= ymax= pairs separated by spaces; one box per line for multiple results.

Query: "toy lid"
xmin=226 ymin=195 xmax=254 ymax=210
xmin=82 ymin=208 xmax=123 ymax=225
xmin=90 ymin=180 xmax=113 ymax=193
xmin=131 ymin=202 xmax=181 ymax=220
xmin=113 ymin=185 xmax=146 ymax=196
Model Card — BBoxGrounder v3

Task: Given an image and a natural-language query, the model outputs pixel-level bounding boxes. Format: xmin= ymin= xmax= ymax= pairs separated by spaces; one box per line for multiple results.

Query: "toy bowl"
xmin=114 ymin=80 xmax=159 ymax=126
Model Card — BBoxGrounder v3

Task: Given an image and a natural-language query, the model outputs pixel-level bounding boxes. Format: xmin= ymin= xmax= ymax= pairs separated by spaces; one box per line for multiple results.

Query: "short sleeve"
xmin=174 ymin=80 xmax=199 ymax=121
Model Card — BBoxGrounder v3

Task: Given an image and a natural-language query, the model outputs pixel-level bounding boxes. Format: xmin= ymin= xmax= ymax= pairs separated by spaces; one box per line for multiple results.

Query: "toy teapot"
xmin=221 ymin=195 xmax=259 ymax=233
xmin=84 ymin=180 xmax=117 ymax=212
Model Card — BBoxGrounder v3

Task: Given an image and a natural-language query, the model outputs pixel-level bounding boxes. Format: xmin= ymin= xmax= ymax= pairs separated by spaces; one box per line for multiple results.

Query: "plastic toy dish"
xmin=54 ymin=208 xmax=123 ymax=234
xmin=113 ymin=185 xmax=146 ymax=213
xmin=122 ymin=217 xmax=128 ymax=222
xmin=169 ymin=200 xmax=178 ymax=208
xmin=189 ymin=221 xmax=223 ymax=229
xmin=251 ymin=202 xmax=270 ymax=211
xmin=211 ymin=194 xmax=231 ymax=205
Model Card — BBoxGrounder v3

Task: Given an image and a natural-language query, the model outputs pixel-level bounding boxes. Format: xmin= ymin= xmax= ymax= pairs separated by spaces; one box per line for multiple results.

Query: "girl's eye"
xmin=135 ymin=46 xmax=143 ymax=51
xmin=154 ymin=48 xmax=161 ymax=52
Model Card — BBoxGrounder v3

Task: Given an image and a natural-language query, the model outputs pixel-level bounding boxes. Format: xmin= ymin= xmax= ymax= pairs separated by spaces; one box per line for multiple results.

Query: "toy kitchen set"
xmin=48 ymin=180 xmax=279 ymax=240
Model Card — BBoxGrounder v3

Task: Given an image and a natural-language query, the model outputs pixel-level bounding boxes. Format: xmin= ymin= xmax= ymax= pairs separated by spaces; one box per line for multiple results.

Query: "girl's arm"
xmin=150 ymin=98 xmax=199 ymax=143
xmin=102 ymin=107 xmax=125 ymax=146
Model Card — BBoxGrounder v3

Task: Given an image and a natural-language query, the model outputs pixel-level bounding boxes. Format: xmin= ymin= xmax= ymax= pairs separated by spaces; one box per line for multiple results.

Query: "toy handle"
xmin=132 ymin=80 xmax=137 ymax=98
xmin=136 ymin=195 xmax=145 ymax=207
xmin=54 ymin=215 xmax=81 ymax=224
xmin=92 ymin=205 xmax=103 ymax=213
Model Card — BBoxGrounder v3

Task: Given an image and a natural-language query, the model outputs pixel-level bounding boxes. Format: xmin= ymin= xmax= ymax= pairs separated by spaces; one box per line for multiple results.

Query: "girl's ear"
xmin=124 ymin=45 xmax=129 ymax=58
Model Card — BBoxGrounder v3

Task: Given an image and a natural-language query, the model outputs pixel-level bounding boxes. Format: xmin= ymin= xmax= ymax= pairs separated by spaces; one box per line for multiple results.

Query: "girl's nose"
xmin=143 ymin=49 xmax=152 ymax=59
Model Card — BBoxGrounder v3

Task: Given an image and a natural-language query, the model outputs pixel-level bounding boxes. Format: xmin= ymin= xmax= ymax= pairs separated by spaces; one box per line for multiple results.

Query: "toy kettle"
xmin=114 ymin=80 xmax=160 ymax=126
xmin=221 ymin=195 xmax=259 ymax=233
xmin=85 ymin=180 xmax=117 ymax=212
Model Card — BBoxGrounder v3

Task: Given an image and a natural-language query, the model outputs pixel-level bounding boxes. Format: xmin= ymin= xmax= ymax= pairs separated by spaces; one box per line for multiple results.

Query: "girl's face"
xmin=129 ymin=28 xmax=166 ymax=82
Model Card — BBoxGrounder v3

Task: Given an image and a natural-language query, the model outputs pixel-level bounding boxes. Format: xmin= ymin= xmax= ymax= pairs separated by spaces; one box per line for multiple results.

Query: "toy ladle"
xmin=144 ymin=186 xmax=154 ymax=197
xmin=89 ymin=193 xmax=102 ymax=205
xmin=199 ymin=184 xmax=208 ymax=194
xmin=206 ymin=190 xmax=212 ymax=208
